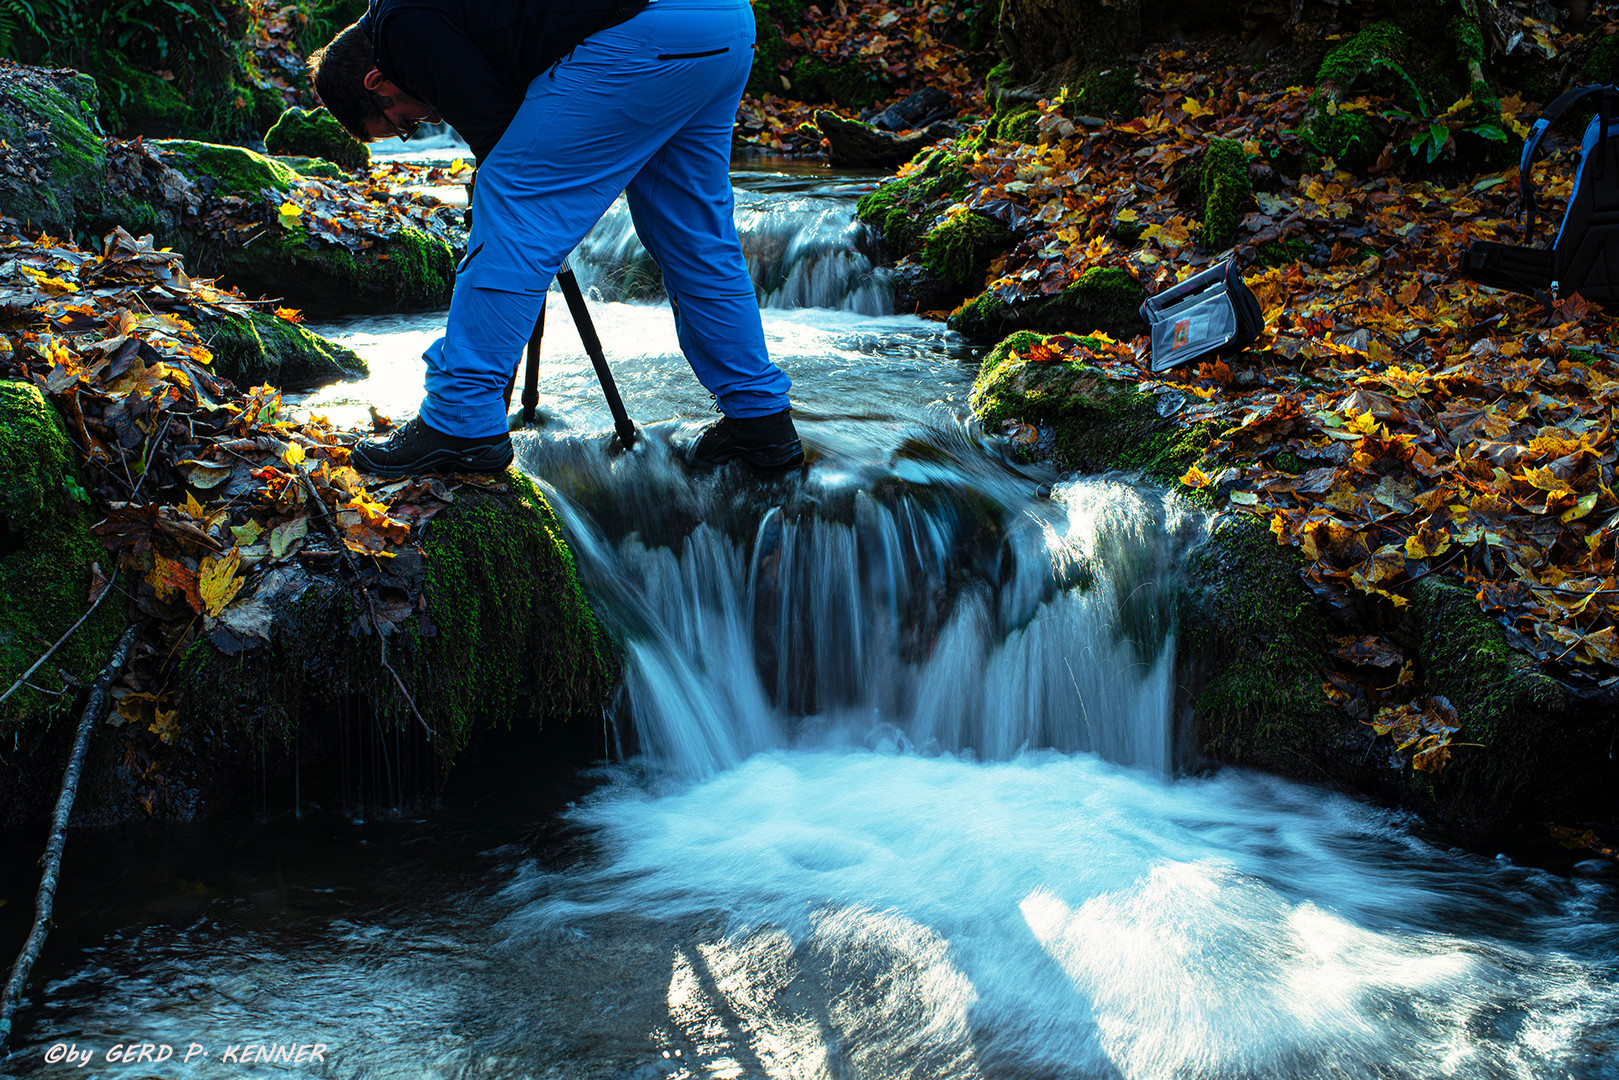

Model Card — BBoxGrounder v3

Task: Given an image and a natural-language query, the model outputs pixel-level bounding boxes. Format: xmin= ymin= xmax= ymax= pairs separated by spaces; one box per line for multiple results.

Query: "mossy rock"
xmin=1305 ymin=111 xmax=1381 ymax=172
xmin=1409 ymin=577 xmax=1614 ymax=831
xmin=93 ymin=53 xmax=188 ymax=137
xmin=0 ymin=65 xmax=106 ymax=238
xmin=175 ymin=474 xmax=617 ymax=778
xmin=132 ymin=140 xmax=454 ymax=314
xmin=969 ymin=331 xmax=1212 ymax=481
xmin=949 ymin=266 xmax=1145 ymax=342
xmin=1064 ymin=66 xmax=1141 ymax=120
xmin=1176 ymin=514 xmax=1337 ymax=772
xmin=0 ymin=381 xmax=126 ymax=741
xmin=855 ymin=146 xmax=971 ymax=258
xmin=789 ymin=56 xmax=889 ymax=109
xmin=1583 ymin=32 xmax=1619 ymax=85
xmin=1196 ymin=138 xmax=1251 ymax=252
xmin=920 ymin=211 xmax=1016 ymax=288
xmin=264 ymin=107 xmax=370 ymax=173
xmin=193 ymin=308 xmax=368 ymax=391
xmin=1316 ymin=21 xmax=1414 ymax=100
xmin=272 ymin=156 xmax=348 ymax=181
xmin=151 ymin=138 xmax=297 ymax=198
xmin=994 ymin=107 xmax=1041 ymax=144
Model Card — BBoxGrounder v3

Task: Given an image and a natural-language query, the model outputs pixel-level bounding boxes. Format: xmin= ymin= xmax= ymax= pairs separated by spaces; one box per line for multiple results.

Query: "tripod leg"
xmin=522 ymin=300 xmax=545 ymax=425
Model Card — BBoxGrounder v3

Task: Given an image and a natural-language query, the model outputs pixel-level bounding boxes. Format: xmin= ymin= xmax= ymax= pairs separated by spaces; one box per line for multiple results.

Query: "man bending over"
xmin=308 ymin=0 xmax=804 ymax=476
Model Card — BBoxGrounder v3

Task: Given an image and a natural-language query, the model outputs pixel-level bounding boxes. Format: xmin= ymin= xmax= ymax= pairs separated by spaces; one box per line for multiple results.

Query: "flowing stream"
xmin=1 ymin=167 xmax=1617 ymax=1079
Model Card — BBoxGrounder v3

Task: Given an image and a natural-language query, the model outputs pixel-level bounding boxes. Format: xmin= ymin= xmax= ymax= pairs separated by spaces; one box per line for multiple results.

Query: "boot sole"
xmin=688 ymin=439 xmax=804 ymax=473
xmin=351 ymin=442 xmax=514 ymax=478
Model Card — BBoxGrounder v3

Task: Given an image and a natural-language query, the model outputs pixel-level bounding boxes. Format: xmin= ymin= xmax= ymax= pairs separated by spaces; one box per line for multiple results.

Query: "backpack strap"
xmin=1522 ymin=85 xmax=1619 ymax=243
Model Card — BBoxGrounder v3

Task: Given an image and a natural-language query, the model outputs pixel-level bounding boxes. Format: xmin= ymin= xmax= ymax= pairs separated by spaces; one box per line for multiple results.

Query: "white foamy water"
xmin=502 ymin=752 xmax=1619 ymax=1080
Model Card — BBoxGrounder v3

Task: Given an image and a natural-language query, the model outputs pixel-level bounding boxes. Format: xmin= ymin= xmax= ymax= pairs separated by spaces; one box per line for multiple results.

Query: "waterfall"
xmin=569 ymin=188 xmax=892 ymax=314
xmin=532 ymin=434 xmax=1204 ymax=779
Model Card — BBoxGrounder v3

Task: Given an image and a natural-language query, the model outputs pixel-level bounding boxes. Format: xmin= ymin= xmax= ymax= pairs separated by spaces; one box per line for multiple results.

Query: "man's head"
xmin=308 ymin=22 xmax=441 ymax=144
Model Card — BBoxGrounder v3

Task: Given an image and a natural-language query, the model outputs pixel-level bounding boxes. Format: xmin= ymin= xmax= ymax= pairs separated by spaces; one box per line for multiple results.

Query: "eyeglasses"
xmin=384 ymin=114 xmax=421 ymax=142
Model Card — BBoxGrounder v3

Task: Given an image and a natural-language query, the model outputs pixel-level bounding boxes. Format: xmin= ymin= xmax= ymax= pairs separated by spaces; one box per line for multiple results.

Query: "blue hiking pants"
xmin=418 ymin=0 xmax=792 ymax=439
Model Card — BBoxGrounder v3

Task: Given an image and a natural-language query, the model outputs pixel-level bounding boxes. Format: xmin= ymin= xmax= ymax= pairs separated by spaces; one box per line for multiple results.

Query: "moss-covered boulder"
xmin=969 ymin=331 xmax=1212 ymax=480
xmin=1176 ymin=514 xmax=1338 ymax=772
xmin=920 ymin=211 xmax=1016 ymax=291
xmin=855 ymin=146 xmax=971 ymax=258
xmin=1407 ymin=577 xmax=1614 ymax=830
xmin=0 ymin=381 xmax=126 ymax=739
xmin=1195 ymin=138 xmax=1251 ymax=252
xmin=169 ymin=473 xmax=616 ymax=807
xmin=193 ymin=308 xmax=367 ymax=391
xmin=0 ymin=62 xmax=106 ymax=238
xmin=949 ymin=266 xmax=1145 ymax=342
xmin=102 ymin=139 xmax=454 ymax=315
xmin=264 ymin=107 xmax=370 ymax=173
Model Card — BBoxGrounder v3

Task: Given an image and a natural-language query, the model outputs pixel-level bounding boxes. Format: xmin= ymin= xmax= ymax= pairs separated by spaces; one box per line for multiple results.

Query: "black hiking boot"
xmin=350 ymin=417 xmax=514 ymax=478
xmin=684 ymin=409 xmax=804 ymax=473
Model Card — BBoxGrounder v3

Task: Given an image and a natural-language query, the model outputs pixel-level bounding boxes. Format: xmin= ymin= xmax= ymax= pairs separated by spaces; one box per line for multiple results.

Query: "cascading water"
xmin=570 ymin=177 xmax=892 ymax=314
xmin=3 ymin=167 xmax=1616 ymax=1080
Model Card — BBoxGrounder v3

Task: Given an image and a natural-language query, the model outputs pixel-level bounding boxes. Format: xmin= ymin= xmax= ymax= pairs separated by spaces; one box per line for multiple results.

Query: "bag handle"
xmin=1521 ymin=84 xmax=1617 ymax=243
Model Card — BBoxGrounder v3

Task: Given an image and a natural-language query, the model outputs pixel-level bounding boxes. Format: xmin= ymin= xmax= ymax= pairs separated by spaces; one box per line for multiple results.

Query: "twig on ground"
xmin=0 ymin=624 xmax=140 ymax=1055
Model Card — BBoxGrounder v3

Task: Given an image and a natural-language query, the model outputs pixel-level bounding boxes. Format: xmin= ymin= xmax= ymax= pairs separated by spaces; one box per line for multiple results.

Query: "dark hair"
xmin=308 ymin=22 xmax=381 ymax=143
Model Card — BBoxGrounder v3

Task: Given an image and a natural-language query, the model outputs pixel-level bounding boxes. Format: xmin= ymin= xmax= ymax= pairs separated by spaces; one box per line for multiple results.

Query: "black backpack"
xmin=1460 ymin=84 xmax=1619 ymax=303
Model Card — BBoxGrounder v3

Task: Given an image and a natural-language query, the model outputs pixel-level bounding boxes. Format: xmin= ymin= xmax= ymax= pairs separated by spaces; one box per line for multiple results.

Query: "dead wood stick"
xmin=0 ymin=623 xmax=139 ymax=1055
xmin=0 ymin=570 xmax=118 ymax=707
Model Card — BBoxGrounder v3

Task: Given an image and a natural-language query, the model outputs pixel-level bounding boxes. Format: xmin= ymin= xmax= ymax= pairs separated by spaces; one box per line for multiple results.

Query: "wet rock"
xmin=816 ymin=110 xmax=956 ymax=167
xmin=950 ymin=266 xmax=1146 ymax=342
xmin=0 ymin=61 xmax=106 ymax=237
xmin=192 ymin=307 xmax=368 ymax=391
xmin=969 ymin=332 xmax=1212 ymax=481
xmin=100 ymin=138 xmax=454 ymax=314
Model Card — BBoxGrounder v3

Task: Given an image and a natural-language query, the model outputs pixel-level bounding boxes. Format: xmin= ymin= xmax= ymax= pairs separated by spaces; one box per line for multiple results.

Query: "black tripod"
xmin=502 ymin=263 xmax=638 ymax=450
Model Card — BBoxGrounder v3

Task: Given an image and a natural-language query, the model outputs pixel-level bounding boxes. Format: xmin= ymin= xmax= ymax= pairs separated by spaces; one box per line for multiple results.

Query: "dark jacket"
xmin=360 ymin=0 xmax=649 ymax=162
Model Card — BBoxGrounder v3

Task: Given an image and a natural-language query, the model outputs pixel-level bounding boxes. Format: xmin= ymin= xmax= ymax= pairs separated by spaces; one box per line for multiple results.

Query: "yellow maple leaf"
xmin=198 ymin=548 xmax=245 ymax=617
xmin=1179 ymin=464 xmax=1213 ymax=488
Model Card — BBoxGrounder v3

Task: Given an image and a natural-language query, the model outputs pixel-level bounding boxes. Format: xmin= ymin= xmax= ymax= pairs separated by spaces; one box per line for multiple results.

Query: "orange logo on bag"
xmin=1172 ymin=318 xmax=1191 ymax=347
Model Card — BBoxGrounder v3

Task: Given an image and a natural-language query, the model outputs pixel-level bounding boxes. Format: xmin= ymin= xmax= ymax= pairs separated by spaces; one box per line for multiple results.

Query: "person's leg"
xmin=376 ymin=0 xmax=763 ymax=446
xmin=623 ymin=35 xmax=791 ymax=419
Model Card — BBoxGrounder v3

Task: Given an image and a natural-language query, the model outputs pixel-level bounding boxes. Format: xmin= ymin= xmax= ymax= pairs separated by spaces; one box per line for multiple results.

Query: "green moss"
xmin=856 ymin=149 xmax=970 ymax=257
xmin=94 ymin=54 xmax=188 ymax=136
xmin=0 ymin=382 xmax=125 ymax=740
xmin=1177 ymin=514 xmax=1335 ymax=771
xmin=152 ymin=139 xmax=297 ymax=197
xmin=175 ymin=478 xmax=615 ymax=766
xmin=1256 ymin=237 xmax=1311 ymax=268
xmin=272 ymin=156 xmax=347 ymax=180
xmin=264 ymin=107 xmax=370 ymax=172
xmin=920 ymin=211 xmax=1016 ymax=287
xmin=1198 ymin=138 xmax=1250 ymax=251
xmin=0 ymin=70 xmax=107 ymax=236
xmin=1406 ymin=577 xmax=1592 ymax=824
xmin=404 ymin=474 xmax=616 ymax=755
xmin=745 ymin=0 xmax=813 ymax=98
xmin=994 ymin=107 xmax=1040 ymax=144
xmin=950 ymin=266 xmax=1144 ymax=341
xmin=969 ymin=334 xmax=1209 ymax=481
xmin=1317 ymin=21 xmax=1412 ymax=96
xmin=1064 ymin=66 xmax=1140 ymax=119
xmin=194 ymin=308 xmax=368 ymax=391
xmin=1584 ymin=32 xmax=1619 ymax=85
xmin=1306 ymin=110 xmax=1380 ymax=171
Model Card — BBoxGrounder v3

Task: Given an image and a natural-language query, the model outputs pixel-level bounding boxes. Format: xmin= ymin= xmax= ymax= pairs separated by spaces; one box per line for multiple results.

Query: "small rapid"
xmin=2 ymin=167 xmax=1616 ymax=1080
